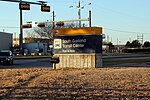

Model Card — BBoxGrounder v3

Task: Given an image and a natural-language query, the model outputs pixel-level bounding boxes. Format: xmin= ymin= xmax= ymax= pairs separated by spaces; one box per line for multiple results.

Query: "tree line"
xmin=125 ymin=40 xmax=150 ymax=48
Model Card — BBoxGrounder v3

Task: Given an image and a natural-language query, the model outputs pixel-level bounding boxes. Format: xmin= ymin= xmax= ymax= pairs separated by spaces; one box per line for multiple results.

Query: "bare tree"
xmin=25 ymin=22 xmax=53 ymax=44
xmin=63 ymin=22 xmax=78 ymax=28
xmin=25 ymin=29 xmax=39 ymax=43
xmin=33 ymin=22 xmax=53 ymax=40
xmin=61 ymin=22 xmax=87 ymax=28
xmin=25 ymin=22 xmax=86 ymax=43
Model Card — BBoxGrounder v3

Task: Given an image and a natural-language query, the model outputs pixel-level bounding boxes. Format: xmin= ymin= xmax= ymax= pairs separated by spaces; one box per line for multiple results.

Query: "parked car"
xmin=0 ymin=50 xmax=14 ymax=65
xmin=12 ymin=49 xmax=19 ymax=56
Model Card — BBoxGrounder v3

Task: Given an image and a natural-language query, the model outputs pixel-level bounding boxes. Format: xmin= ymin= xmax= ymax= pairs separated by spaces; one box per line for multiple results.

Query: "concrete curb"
xmin=14 ymin=56 xmax=52 ymax=60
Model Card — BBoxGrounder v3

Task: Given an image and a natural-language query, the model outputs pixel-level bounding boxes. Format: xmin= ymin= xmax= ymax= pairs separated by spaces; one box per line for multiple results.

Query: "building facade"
xmin=13 ymin=38 xmax=50 ymax=46
xmin=23 ymin=43 xmax=48 ymax=55
xmin=0 ymin=32 xmax=13 ymax=50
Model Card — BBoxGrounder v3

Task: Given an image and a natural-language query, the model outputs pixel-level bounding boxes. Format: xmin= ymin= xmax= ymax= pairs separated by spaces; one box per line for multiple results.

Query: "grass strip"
xmin=104 ymin=58 xmax=150 ymax=65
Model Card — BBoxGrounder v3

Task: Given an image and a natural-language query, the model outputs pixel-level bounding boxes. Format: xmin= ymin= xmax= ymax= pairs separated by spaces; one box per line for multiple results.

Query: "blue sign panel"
xmin=53 ymin=35 xmax=102 ymax=54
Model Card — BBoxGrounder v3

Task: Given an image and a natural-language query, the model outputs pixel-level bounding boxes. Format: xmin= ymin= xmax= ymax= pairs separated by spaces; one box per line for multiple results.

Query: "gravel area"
xmin=0 ymin=68 xmax=150 ymax=99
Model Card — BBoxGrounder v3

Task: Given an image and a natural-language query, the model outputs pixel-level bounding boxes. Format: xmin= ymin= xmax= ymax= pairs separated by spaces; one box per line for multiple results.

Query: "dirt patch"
xmin=0 ymin=68 xmax=150 ymax=99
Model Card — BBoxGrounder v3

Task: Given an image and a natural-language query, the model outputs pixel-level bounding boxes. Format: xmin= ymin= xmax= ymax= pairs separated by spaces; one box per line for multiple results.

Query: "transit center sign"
xmin=54 ymin=35 xmax=102 ymax=54
xmin=52 ymin=27 xmax=103 ymax=69
xmin=53 ymin=27 xmax=102 ymax=54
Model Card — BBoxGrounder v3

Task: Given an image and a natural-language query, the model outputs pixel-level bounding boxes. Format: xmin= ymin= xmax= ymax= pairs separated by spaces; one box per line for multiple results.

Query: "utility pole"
xmin=69 ymin=0 xmax=91 ymax=28
xmin=137 ymin=34 xmax=144 ymax=44
xmin=117 ymin=38 xmax=118 ymax=45
xmin=52 ymin=11 xmax=55 ymax=29
xmin=78 ymin=0 xmax=81 ymax=27
xmin=129 ymin=37 xmax=131 ymax=42
xmin=107 ymin=35 xmax=109 ymax=43
xmin=89 ymin=10 xmax=91 ymax=27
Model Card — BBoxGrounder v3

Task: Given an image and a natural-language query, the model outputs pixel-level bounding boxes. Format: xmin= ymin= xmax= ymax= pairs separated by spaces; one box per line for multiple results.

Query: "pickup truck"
xmin=0 ymin=50 xmax=14 ymax=65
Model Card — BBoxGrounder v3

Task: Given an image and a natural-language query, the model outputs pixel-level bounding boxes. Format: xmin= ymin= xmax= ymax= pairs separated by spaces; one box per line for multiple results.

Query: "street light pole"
xmin=70 ymin=0 xmax=91 ymax=28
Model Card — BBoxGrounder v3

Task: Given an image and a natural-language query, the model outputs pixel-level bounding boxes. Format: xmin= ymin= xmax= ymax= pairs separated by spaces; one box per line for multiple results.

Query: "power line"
xmin=93 ymin=3 xmax=147 ymax=21
xmin=0 ymin=26 xmax=150 ymax=35
xmin=0 ymin=27 xmax=19 ymax=29
xmin=104 ymin=27 xmax=150 ymax=34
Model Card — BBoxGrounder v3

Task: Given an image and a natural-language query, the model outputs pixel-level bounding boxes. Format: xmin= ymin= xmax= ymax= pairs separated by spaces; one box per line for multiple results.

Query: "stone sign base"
xmin=53 ymin=54 xmax=102 ymax=69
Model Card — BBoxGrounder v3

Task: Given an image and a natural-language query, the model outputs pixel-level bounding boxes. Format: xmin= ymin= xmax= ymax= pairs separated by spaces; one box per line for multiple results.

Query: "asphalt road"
xmin=103 ymin=53 xmax=150 ymax=61
xmin=0 ymin=58 xmax=52 ymax=69
xmin=103 ymin=53 xmax=150 ymax=67
xmin=0 ymin=53 xmax=150 ymax=69
xmin=103 ymin=53 xmax=150 ymax=58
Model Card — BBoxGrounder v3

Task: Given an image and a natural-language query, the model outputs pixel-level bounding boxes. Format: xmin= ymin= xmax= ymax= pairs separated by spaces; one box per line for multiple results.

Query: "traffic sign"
xmin=53 ymin=27 xmax=102 ymax=36
xmin=41 ymin=6 xmax=50 ymax=12
xmin=37 ymin=22 xmax=45 ymax=27
xmin=56 ymin=21 xmax=64 ymax=26
xmin=21 ymin=24 xmax=32 ymax=28
xmin=19 ymin=3 xmax=30 ymax=10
